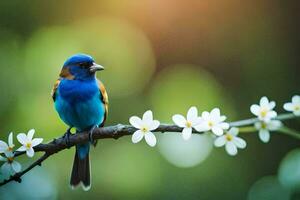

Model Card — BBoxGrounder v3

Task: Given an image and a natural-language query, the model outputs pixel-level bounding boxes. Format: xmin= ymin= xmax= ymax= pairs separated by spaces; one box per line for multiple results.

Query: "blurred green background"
xmin=0 ymin=0 xmax=299 ymax=199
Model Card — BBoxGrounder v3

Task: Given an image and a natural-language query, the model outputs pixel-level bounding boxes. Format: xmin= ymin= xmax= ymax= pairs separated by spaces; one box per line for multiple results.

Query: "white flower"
xmin=196 ymin=108 xmax=229 ymax=136
xmin=16 ymin=129 xmax=43 ymax=157
xmin=250 ymin=96 xmax=277 ymax=122
xmin=254 ymin=120 xmax=282 ymax=143
xmin=129 ymin=110 xmax=160 ymax=147
xmin=0 ymin=132 xmax=15 ymax=154
xmin=0 ymin=151 xmax=21 ymax=177
xmin=283 ymin=95 xmax=300 ymax=116
xmin=214 ymin=127 xmax=246 ymax=156
xmin=172 ymin=106 xmax=203 ymax=140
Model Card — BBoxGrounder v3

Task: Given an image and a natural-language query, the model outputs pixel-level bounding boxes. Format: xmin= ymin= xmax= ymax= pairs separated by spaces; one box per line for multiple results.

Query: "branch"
xmin=0 ymin=113 xmax=298 ymax=187
xmin=0 ymin=153 xmax=49 ymax=186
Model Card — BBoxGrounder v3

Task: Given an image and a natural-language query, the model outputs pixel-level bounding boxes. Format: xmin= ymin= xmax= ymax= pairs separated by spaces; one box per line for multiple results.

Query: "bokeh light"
xmin=247 ymin=176 xmax=290 ymax=200
xmin=0 ymin=167 xmax=57 ymax=200
xmin=158 ymin=133 xmax=213 ymax=168
xmin=149 ymin=65 xmax=235 ymax=167
xmin=149 ymin=64 xmax=236 ymax=120
xmin=278 ymin=149 xmax=300 ymax=192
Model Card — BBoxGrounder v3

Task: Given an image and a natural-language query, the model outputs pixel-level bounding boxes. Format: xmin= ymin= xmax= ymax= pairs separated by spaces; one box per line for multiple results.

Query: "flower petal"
xmin=187 ymin=106 xmax=198 ymax=122
xmin=283 ymin=103 xmax=293 ymax=111
xmin=269 ymin=101 xmax=276 ymax=110
xmin=250 ymin=105 xmax=260 ymax=115
xmin=27 ymin=129 xmax=35 ymax=140
xmin=228 ymin=127 xmax=239 ymax=136
xmin=172 ymin=114 xmax=186 ymax=127
xmin=11 ymin=161 xmax=21 ymax=173
xmin=267 ymin=120 xmax=282 ymax=131
xmin=214 ymin=136 xmax=226 ymax=147
xmin=225 ymin=142 xmax=238 ymax=156
xmin=26 ymin=148 xmax=35 ymax=157
xmin=219 ymin=116 xmax=227 ymax=122
xmin=259 ymin=129 xmax=270 ymax=143
xmin=268 ymin=111 xmax=277 ymax=119
xmin=17 ymin=133 xmax=28 ymax=144
xmin=16 ymin=146 xmax=26 ymax=152
xmin=292 ymin=95 xmax=300 ymax=103
xmin=132 ymin=130 xmax=144 ymax=143
xmin=260 ymin=96 xmax=269 ymax=107
xmin=142 ymin=110 xmax=153 ymax=123
xmin=233 ymin=137 xmax=246 ymax=149
xmin=294 ymin=110 xmax=300 ymax=116
xmin=254 ymin=122 xmax=262 ymax=130
xmin=144 ymin=132 xmax=156 ymax=147
xmin=0 ymin=155 xmax=6 ymax=162
xmin=194 ymin=123 xmax=210 ymax=132
xmin=182 ymin=127 xmax=192 ymax=140
xmin=129 ymin=116 xmax=142 ymax=129
xmin=191 ymin=117 xmax=203 ymax=127
xmin=1 ymin=162 xmax=12 ymax=177
xmin=220 ymin=122 xmax=230 ymax=130
xmin=201 ymin=111 xmax=210 ymax=119
xmin=149 ymin=120 xmax=160 ymax=131
xmin=4 ymin=151 xmax=14 ymax=158
xmin=212 ymin=126 xmax=224 ymax=136
xmin=211 ymin=108 xmax=221 ymax=118
xmin=31 ymin=138 xmax=43 ymax=147
xmin=8 ymin=132 xmax=13 ymax=147
xmin=260 ymin=115 xmax=270 ymax=122
xmin=0 ymin=141 xmax=8 ymax=153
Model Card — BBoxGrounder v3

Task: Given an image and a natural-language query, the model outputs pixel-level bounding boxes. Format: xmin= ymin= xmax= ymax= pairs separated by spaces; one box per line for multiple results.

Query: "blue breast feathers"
xmin=54 ymin=79 xmax=105 ymax=131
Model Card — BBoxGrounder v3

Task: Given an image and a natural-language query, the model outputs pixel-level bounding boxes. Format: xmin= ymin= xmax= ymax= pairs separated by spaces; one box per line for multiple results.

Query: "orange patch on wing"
xmin=97 ymin=79 xmax=109 ymax=124
xmin=59 ymin=67 xmax=74 ymax=80
xmin=51 ymin=79 xmax=61 ymax=101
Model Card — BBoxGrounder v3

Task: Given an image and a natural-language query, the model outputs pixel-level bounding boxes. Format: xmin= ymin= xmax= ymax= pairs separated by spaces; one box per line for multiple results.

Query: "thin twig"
xmin=0 ymin=113 xmax=298 ymax=187
xmin=228 ymin=113 xmax=295 ymax=127
xmin=279 ymin=126 xmax=300 ymax=140
xmin=0 ymin=153 xmax=50 ymax=186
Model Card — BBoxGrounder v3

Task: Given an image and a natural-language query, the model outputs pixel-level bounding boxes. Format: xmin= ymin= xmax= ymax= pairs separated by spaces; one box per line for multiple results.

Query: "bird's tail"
xmin=70 ymin=143 xmax=91 ymax=191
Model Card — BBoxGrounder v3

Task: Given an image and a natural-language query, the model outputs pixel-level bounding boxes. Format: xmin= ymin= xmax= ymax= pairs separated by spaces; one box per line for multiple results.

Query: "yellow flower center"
xmin=141 ymin=127 xmax=148 ymax=133
xmin=208 ymin=121 xmax=214 ymax=127
xmin=260 ymin=109 xmax=268 ymax=117
xmin=225 ymin=134 xmax=233 ymax=141
xmin=7 ymin=146 xmax=13 ymax=152
xmin=295 ymin=106 xmax=300 ymax=111
xmin=26 ymin=142 xmax=32 ymax=149
xmin=186 ymin=121 xmax=192 ymax=128
xmin=261 ymin=122 xmax=267 ymax=129
xmin=7 ymin=157 xmax=14 ymax=163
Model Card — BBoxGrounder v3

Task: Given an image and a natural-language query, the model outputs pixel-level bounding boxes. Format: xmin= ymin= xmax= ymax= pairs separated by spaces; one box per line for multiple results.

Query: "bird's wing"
xmin=51 ymin=79 xmax=61 ymax=101
xmin=97 ymin=79 xmax=109 ymax=126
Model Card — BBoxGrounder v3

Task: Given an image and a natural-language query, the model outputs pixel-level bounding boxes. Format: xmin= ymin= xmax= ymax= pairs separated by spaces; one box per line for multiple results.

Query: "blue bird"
xmin=52 ymin=54 xmax=108 ymax=190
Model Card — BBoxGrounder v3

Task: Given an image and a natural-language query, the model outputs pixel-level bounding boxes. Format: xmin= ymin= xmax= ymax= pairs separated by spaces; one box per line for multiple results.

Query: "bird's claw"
xmin=89 ymin=126 xmax=98 ymax=146
xmin=63 ymin=127 xmax=72 ymax=147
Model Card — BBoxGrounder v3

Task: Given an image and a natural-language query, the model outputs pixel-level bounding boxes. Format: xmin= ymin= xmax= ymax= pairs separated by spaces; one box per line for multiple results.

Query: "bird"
xmin=52 ymin=54 xmax=108 ymax=191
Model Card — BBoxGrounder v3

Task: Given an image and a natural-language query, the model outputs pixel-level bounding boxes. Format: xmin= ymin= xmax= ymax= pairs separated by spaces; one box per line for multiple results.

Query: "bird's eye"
xmin=79 ymin=62 xmax=90 ymax=68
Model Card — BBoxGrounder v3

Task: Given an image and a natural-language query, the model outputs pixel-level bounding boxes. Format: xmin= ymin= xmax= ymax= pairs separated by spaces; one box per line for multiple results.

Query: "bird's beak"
xmin=90 ymin=63 xmax=104 ymax=73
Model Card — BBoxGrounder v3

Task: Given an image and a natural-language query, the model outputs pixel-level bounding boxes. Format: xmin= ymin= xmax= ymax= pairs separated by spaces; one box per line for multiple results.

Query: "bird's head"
xmin=60 ymin=54 xmax=104 ymax=80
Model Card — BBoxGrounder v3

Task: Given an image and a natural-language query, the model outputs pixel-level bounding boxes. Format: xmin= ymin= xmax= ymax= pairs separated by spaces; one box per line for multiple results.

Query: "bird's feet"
xmin=89 ymin=126 xmax=98 ymax=146
xmin=63 ymin=127 xmax=72 ymax=147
